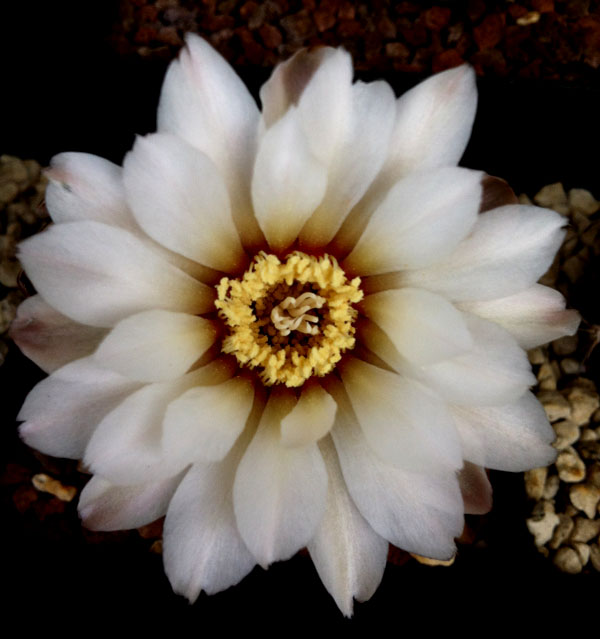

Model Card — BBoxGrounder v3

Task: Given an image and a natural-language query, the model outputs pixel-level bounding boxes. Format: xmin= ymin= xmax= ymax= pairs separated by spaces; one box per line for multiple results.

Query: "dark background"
xmin=1 ymin=0 xmax=598 ymax=630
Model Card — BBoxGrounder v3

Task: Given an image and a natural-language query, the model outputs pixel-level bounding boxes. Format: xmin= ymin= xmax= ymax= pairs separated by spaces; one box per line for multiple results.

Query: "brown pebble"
xmin=590 ymin=544 xmax=600 ymax=571
xmin=32 ymin=473 xmax=77 ymax=502
xmin=570 ymin=517 xmax=600 ymax=543
xmin=571 ymin=542 xmax=590 ymax=566
xmin=553 ymin=546 xmax=582 ymax=573
xmin=528 ymin=347 xmax=546 ymax=365
xmin=549 ymin=513 xmax=574 ymax=550
xmin=525 ymin=467 xmax=548 ymax=500
xmin=569 ymin=483 xmax=600 ymax=518
xmin=567 ymin=386 xmax=600 ymax=426
xmin=543 ymin=474 xmax=560 ymax=499
xmin=552 ymin=335 xmax=578 ymax=356
xmin=526 ymin=500 xmax=559 ymax=546
xmin=537 ymin=362 xmax=557 ymax=390
xmin=568 ymin=188 xmax=600 ymax=215
xmin=556 ymin=447 xmax=586 ymax=483
xmin=587 ymin=463 xmax=600 ymax=488
xmin=516 ymin=11 xmax=541 ymax=26
xmin=534 ymin=182 xmax=569 ymax=215
xmin=538 ymin=391 xmax=571 ymax=422
xmin=560 ymin=358 xmax=581 ymax=375
xmin=552 ymin=420 xmax=580 ymax=450
xmin=473 ymin=14 xmax=505 ymax=50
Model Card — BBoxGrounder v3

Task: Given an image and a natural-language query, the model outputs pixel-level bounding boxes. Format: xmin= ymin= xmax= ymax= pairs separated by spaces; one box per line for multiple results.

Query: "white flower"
xmin=12 ymin=35 xmax=579 ymax=616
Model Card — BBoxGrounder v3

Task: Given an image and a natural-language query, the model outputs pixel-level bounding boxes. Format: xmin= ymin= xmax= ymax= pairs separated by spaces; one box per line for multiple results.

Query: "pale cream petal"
xmin=233 ymin=389 xmax=328 ymax=567
xmin=93 ymin=310 xmax=216 ymax=382
xmin=251 ymin=107 xmax=327 ymax=251
xmin=339 ymin=357 xmax=462 ymax=472
xmin=307 ymin=436 xmax=388 ymax=617
xmin=280 ymin=382 xmax=337 ymax=448
xmin=79 ymin=472 xmax=184 ymax=531
xmin=123 ymin=133 xmax=245 ymax=272
xmin=10 ymin=295 xmax=107 ymax=373
xmin=361 ymin=288 xmax=473 ymax=366
xmin=162 ymin=376 xmax=255 ymax=464
xmin=18 ymin=221 xmax=213 ymax=328
xmin=458 ymin=463 xmax=492 ymax=515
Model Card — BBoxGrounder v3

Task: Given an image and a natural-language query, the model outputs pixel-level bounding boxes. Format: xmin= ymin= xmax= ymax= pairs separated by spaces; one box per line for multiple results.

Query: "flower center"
xmin=215 ymin=251 xmax=363 ymax=387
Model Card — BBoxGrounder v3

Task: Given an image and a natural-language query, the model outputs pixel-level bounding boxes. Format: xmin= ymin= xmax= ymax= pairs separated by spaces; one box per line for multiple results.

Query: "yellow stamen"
xmin=215 ymin=251 xmax=363 ymax=387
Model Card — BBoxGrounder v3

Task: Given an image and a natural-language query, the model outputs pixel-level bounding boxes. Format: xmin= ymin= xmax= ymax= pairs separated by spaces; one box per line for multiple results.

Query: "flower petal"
xmin=360 ymin=288 xmax=473 ymax=366
xmin=93 ymin=310 xmax=217 ymax=382
xmin=251 ymin=107 xmax=327 ymax=251
xmin=157 ymin=34 xmax=263 ymax=248
xmin=18 ymin=357 xmax=140 ymax=459
xmin=339 ymin=357 xmax=462 ymax=472
xmin=458 ymin=284 xmax=580 ymax=349
xmin=307 ymin=436 xmax=388 ymax=618
xmin=451 ymin=391 xmax=557 ymax=472
xmin=233 ymin=389 xmax=328 ymax=567
xmin=458 ymin=463 xmax=492 ymax=515
xmin=343 ymin=167 xmax=483 ymax=275
xmin=9 ymin=295 xmax=107 ymax=373
xmin=326 ymin=378 xmax=464 ymax=559
xmin=18 ymin=221 xmax=213 ymax=327
xmin=416 ymin=315 xmax=536 ymax=406
xmin=280 ymin=382 xmax=337 ymax=448
xmin=163 ymin=456 xmax=256 ymax=601
xmin=79 ymin=472 xmax=184 ymax=531
xmin=299 ymin=80 xmax=396 ymax=247
xmin=84 ymin=360 xmax=234 ymax=485
xmin=401 ymin=204 xmax=566 ymax=301
xmin=44 ymin=152 xmax=136 ymax=229
xmin=123 ymin=132 xmax=245 ymax=272
xmin=162 ymin=376 xmax=255 ymax=464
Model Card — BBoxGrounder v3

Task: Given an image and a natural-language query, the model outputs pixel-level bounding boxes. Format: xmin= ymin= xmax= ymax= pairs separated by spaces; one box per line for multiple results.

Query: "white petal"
xmin=326 ymin=378 xmax=464 ymax=559
xmin=458 ymin=284 xmax=580 ymax=349
xmin=451 ymin=391 xmax=557 ymax=472
xmin=233 ymin=389 xmax=328 ymax=567
xmin=307 ymin=436 xmax=388 ymax=618
xmin=251 ymin=108 xmax=327 ymax=251
xmin=84 ymin=360 xmax=234 ymax=485
xmin=163 ymin=376 xmax=255 ymax=464
xmin=417 ymin=314 xmax=536 ymax=406
xmin=401 ymin=205 xmax=566 ymax=301
xmin=163 ymin=455 xmax=256 ymax=601
xmin=458 ymin=463 xmax=492 ymax=515
xmin=383 ymin=64 xmax=477 ymax=175
xmin=93 ymin=310 xmax=216 ymax=382
xmin=339 ymin=357 xmax=462 ymax=472
xmin=10 ymin=295 xmax=107 ymax=373
xmin=44 ymin=152 xmax=136 ymax=229
xmin=343 ymin=167 xmax=483 ymax=275
xmin=18 ymin=357 xmax=140 ymax=459
xmin=299 ymin=80 xmax=396 ymax=247
xmin=361 ymin=288 xmax=473 ymax=366
xmin=280 ymin=382 xmax=337 ymax=448
xmin=18 ymin=221 xmax=213 ymax=328
xmin=123 ymin=133 xmax=245 ymax=272
xmin=157 ymin=34 xmax=263 ymax=248
xmin=78 ymin=473 xmax=184 ymax=531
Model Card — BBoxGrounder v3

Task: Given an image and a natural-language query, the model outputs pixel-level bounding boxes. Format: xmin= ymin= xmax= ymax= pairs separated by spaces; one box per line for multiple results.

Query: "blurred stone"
xmin=569 ymin=483 xmax=600 ymax=518
xmin=560 ymin=358 xmax=581 ymax=375
xmin=539 ymin=391 xmax=571 ymax=422
xmin=537 ymin=362 xmax=558 ymax=390
xmin=526 ymin=500 xmax=559 ymax=546
xmin=556 ymin=447 xmax=586 ymax=482
xmin=568 ymin=188 xmax=600 ymax=215
xmin=525 ymin=467 xmax=548 ymax=500
xmin=570 ymin=517 xmax=600 ymax=543
xmin=543 ymin=474 xmax=560 ymax=499
xmin=528 ymin=347 xmax=546 ymax=365
xmin=590 ymin=544 xmax=600 ymax=571
xmin=534 ymin=182 xmax=569 ymax=215
xmin=568 ymin=386 xmax=599 ymax=426
xmin=553 ymin=546 xmax=582 ymax=573
xmin=31 ymin=473 xmax=77 ymax=502
xmin=549 ymin=513 xmax=574 ymax=549
xmin=553 ymin=419 xmax=579 ymax=450
xmin=572 ymin=542 xmax=591 ymax=566
xmin=552 ymin=335 xmax=578 ymax=356
xmin=412 ymin=553 xmax=455 ymax=567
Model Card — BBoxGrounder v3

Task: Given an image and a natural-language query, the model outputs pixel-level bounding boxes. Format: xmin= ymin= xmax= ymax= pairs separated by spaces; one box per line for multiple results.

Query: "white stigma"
xmin=270 ymin=292 xmax=326 ymax=337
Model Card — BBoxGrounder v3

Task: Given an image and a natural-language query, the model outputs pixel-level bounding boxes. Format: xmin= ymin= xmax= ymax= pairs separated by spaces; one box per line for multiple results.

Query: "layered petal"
xmin=9 ymin=295 xmax=107 ymax=373
xmin=44 ymin=152 xmax=136 ymax=229
xmin=451 ymin=391 xmax=557 ymax=472
xmin=326 ymin=378 xmax=464 ymax=559
xmin=233 ymin=389 xmax=328 ymax=567
xmin=308 ymin=436 xmax=388 ymax=617
xmin=18 ymin=221 xmax=213 ymax=327
xmin=458 ymin=463 xmax=492 ymax=515
xmin=251 ymin=107 xmax=327 ymax=250
xmin=123 ymin=133 xmax=245 ymax=272
xmin=360 ymin=287 xmax=473 ymax=366
xmin=458 ymin=284 xmax=580 ymax=349
xmin=343 ymin=167 xmax=483 ymax=275
xmin=93 ymin=310 xmax=217 ymax=382
xmin=163 ymin=453 xmax=256 ymax=600
xmin=400 ymin=204 xmax=566 ymax=301
xmin=415 ymin=315 xmax=536 ymax=406
xmin=79 ymin=472 xmax=184 ymax=531
xmin=84 ymin=360 xmax=235 ymax=485
xmin=339 ymin=357 xmax=462 ymax=472
xmin=280 ymin=382 xmax=337 ymax=448
xmin=162 ymin=376 xmax=255 ymax=464
xmin=157 ymin=34 xmax=263 ymax=247
xmin=18 ymin=357 xmax=141 ymax=459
